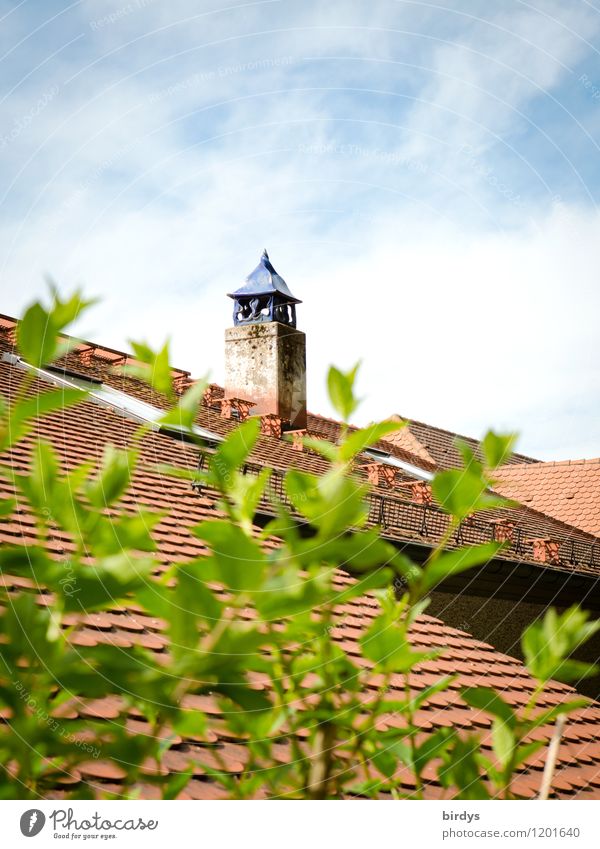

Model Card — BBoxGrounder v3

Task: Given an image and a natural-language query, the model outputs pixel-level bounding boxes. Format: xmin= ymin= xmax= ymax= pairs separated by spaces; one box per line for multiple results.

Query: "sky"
xmin=0 ymin=0 xmax=599 ymax=459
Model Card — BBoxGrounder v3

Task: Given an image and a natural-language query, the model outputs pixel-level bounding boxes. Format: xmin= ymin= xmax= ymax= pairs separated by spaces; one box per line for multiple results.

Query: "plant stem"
xmin=538 ymin=715 xmax=567 ymax=800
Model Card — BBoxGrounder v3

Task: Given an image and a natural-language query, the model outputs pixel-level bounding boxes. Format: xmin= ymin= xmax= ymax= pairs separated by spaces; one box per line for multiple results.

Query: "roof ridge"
xmin=500 ymin=457 xmax=600 ymax=470
xmin=394 ymin=412 xmax=479 ymax=443
xmin=0 ymin=313 xmax=192 ymax=379
xmin=395 ymin=412 xmax=535 ymax=463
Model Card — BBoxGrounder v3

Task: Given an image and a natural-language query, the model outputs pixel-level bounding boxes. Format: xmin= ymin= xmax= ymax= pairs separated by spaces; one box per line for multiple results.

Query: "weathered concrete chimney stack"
xmin=224 ymin=250 xmax=307 ymax=430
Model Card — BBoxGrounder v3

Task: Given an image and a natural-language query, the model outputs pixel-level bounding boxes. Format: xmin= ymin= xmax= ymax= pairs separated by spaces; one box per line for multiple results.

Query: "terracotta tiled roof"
xmin=1 ymin=321 xmax=598 ymax=576
xmin=4 ymin=563 xmax=600 ymax=799
xmin=381 ymin=416 xmax=436 ymax=469
xmin=2 ymin=318 xmax=600 ymax=798
xmin=494 ymin=459 xmax=600 ymax=537
xmin=391 ymin=414 xmax=535 ymax=470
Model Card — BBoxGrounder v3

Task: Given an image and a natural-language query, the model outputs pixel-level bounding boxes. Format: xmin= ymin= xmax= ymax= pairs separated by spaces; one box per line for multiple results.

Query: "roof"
xmin=227 ymin=250 xmax=301 ymax=303
xmin=391 ymin=414 xmax=536 ymax=471
xmin=379 ymin=417 xmax=436 ymax=469
xmin=1 ymin=317 xmax=600 ymax=799
xmin=389 ymin=412 xmax=600 ymax=542
xmin=0 ymin=315 xmax=597 ymax=575
xmin=493 ymin=459 xmax=600 ymax=538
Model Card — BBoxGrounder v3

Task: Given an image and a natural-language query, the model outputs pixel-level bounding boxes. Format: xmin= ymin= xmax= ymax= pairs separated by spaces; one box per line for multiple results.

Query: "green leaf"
xmin=178 ymin=565 xmax=222 ymax=626
xmin=492 ymin=717 xmax=515 ymax=768
xmin=481 ymin=431 xmax=518 ymax=470
xmin=124 ymin=340 xmax=174 ymax=399
xmin=16 ymin=289 xmax=94 ymax=367
xmin=284 ymin=468 xmax=320 ymax=517
xmin=316 ymin=467 xmax=369 ymax=533
xmin=294 ymin=528 xmax=401 ymax=574
xmin=522 ymin=605 xmax=600 ymax=683
xmin=209 ymin=418 xmax=260 ymax=490
xmin=360 ymin=612 xmax=438 ymax=673
xmin=455 ymin=440 xmax=483 ymax=475
xmin=254 ymin=568 xmax=325 ymax=619
xmin=371 ymin=747 xmax=400 ymax=778
xmin=0 ymin=498 xmax=15 ymax=518
xmin=414 ymin=727 xmax=455 ymax=774
xmin=196 ymin=625 xmax=267 ymax=678
xmin=405 ymin=595 xmax=429 ymax=625
xmin=438 ymin=736 xmax=490 ymax=800
xmin=230 ymin=466 xmax=272 ymax=527
xmin=285 ymin=467 xmax=368 ymax=535
xmin=163 ymin=767 xmax=194 ymax=800
xmin=551 ymin=659 xmax=599 ymax=684
xmin=409 ymin=675 xmax=456 ymax=712
xmin=528 ymin=699 xmax=589 ymax=731
xmin=158 ymin=378 xmax=208 ymax=433
xmin=169 ymin=566 xmax=222 ymax=652
xmin=17 ymin=303 xmax=57 ymax=367
xmin=172 ymin=710 xmax=207 ymax=739
xmin=327 ymin=363 xmax=360 ymax=421
xmin=14 ymin=439 xmax=59 ymax=514
xmin=0 ymin=545 xmax=56 ymax=581
xmin=460 ymin=687 xmax=516 ymax=728
xmin=47 ymin=284 xmax=95 ymax=330
xmin=192 ymin=520 xmax=266 ymax=591
xmin=339 ymin=420 xmax=406 ymax=461
xmin=431 ymin=468 xmax=505 ymax=520
xmin=90 ymin=511 xmax=162 ymax=556
xmin=85 ymin=445 xmax=134 ymax=508
xmin=242 ymin=466 xmax=272 ymax=517
xmin=295 ymin=436 xmax=338 ymax=461
xmin=3 ymin=387 xmax=85 ymax=452
xmin=214 ymin=684 xmax=271 ymax=713
xmin=61 ymin=555 xmax=154 ymax=612
xmin=421 ymin=542 xmax=501 ymax=593
xmin=512 ymin=740 xmax=546 ymax=771
xmin=327 ymin=567 xmax=394 ymax=606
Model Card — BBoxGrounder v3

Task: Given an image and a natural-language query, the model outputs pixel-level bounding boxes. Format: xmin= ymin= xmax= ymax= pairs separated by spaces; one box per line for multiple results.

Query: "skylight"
xmin=363 ymin=448 xmax=433 ymax=481
xmin=2 ymin=353 xmax=222 ymax=444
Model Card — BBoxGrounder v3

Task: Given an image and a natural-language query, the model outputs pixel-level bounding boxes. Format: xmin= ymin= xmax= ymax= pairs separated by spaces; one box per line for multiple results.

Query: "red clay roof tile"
xmin=494 ymin=459 xmax=600 ymax=537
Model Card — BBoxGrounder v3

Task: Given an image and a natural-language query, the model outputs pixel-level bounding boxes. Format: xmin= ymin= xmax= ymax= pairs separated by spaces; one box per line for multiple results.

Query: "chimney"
xmin=490 ymin=518 xmax=515 ymax=543
xmin=364 ymin=462 xmax=397 ymax=488
xmin=224 ymin=250 xmax=307 ymax=430
xmin=530 ymin=538 xmax=560 ymax=565
xmin=410 ymin=481 xmax=433 ymax=505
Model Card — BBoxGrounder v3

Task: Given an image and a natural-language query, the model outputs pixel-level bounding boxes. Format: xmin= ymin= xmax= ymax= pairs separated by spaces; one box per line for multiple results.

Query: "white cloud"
xmin=0 ymin=0 xmax=599 ymax=462
xmin=400 ymin=0 xmax=600 ymax=170
xmin=297 ymin=201 xmax=600 ymax=461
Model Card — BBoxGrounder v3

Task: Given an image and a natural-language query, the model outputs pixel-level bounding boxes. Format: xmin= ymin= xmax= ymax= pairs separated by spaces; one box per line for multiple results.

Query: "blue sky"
xmin=1 ymin=0 xmax=599 ymax=458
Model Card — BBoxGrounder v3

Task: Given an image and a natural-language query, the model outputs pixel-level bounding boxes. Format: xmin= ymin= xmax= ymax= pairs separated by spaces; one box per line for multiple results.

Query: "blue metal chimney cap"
xmin=227 ymin=250 xmax=301 ymax=303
